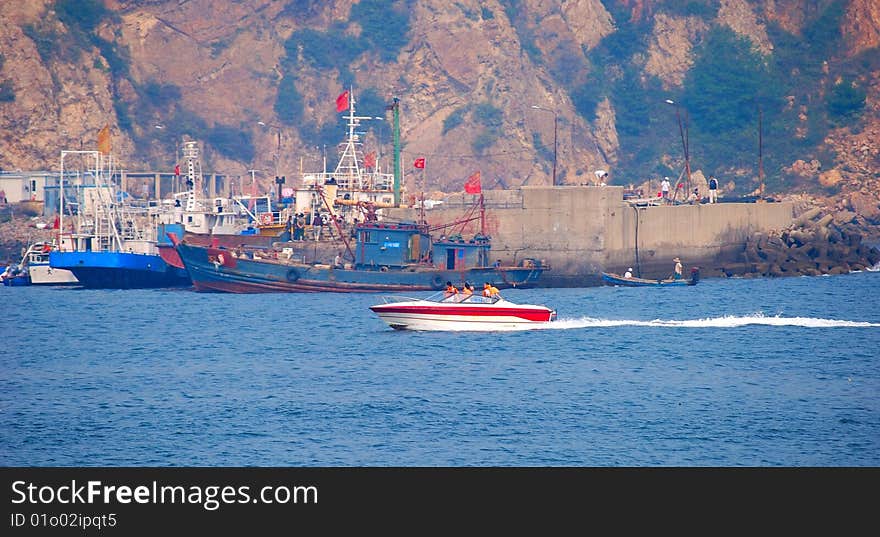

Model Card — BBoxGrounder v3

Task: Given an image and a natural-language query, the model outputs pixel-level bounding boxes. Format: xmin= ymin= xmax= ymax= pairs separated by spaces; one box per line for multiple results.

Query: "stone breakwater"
xmin=718 ymin=207 xmax=880 ymax=278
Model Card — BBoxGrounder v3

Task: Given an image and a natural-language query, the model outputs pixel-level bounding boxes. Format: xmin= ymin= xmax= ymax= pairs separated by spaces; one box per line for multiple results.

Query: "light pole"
xmin=257 ymin=120 xmax=282 ymax=177
xmin=530 ymin=105 xmax=558 ymax=186
xmin=665 ymin=99 xmax=691 ymax=195
xmin=758 ymin=104 xmax=764 ymax=198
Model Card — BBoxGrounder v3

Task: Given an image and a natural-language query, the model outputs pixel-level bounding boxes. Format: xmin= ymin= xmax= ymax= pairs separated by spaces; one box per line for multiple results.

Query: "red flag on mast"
xmin=464 ymin=171 xmax=481 ymax=194
xmin=413 ymin=157 xmax=425 ymax=169
xmin=174 ymin=164 xmax=180 ymax=176
xmin=336 ymin=90 xmax=350 ymax=112
xmin=97 ymin=124 xmax=111 ymax=155
xmin=363 ymin=151 xmax=376 ymax=169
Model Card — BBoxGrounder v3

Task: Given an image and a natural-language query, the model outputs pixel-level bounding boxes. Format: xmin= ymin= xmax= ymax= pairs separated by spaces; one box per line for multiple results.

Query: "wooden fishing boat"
xmin=601 ymin=268 xmax=699 ymax=287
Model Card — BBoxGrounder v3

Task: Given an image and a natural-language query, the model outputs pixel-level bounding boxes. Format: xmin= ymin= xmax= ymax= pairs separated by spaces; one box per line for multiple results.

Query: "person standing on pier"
xmin=293 ymin=213 xmax=305 ymax=240
xmin=708 ymin=176 xmax=718 ymax=204
xmin=314 ymin=212 xmax=324 ymax=241
xmin=661 ymin=177 xmax=671 ymax=203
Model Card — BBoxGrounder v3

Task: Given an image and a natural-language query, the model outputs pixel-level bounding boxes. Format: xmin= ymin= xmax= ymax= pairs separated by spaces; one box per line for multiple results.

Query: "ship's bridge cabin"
xmin=432 ymin=233 xmax=492 ymax=270
xmin=354 ymin=221 xmax=431 ymax=270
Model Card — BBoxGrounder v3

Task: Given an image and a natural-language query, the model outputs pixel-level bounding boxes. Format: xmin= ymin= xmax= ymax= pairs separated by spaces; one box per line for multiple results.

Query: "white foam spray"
xmin=542 ymin=312 xmax=880 ymax=330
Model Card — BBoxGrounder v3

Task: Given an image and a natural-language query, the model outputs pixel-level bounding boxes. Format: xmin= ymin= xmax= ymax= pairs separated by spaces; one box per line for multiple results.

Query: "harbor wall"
xmin=388 ymin=185 xmax=794 ymax=286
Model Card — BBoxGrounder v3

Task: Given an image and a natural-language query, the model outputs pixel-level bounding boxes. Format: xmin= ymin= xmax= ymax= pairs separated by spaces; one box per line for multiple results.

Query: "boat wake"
xmin=544 ymin=312 xmax=880 ymax=330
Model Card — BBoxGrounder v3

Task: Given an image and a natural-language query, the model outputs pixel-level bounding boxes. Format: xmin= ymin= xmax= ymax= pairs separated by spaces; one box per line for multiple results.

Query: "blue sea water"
xmin=1 ymin=271 xmax=878 ymax=466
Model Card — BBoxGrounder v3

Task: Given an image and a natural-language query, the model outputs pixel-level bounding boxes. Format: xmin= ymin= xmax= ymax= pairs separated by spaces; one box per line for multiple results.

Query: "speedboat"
xmin=370 ymin=292 xmax=557 ymax=331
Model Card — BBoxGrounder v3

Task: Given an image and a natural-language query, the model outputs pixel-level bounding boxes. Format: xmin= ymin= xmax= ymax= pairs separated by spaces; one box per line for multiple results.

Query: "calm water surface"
xmin=2 ymin=271 xmax=878 ymax=466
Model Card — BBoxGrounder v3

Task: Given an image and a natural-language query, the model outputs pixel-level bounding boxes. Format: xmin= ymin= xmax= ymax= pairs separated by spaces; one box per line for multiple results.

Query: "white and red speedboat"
xmin=370 ymin=292 xmax=557 ymax=331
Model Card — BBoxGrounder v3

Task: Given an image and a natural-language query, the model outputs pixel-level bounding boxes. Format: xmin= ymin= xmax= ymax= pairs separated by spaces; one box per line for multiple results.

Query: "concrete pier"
xmin=389 ymin=185 xmax=794 ymax=286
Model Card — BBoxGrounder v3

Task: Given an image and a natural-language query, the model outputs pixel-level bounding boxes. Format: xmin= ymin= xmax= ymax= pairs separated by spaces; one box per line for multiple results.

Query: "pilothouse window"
xmin=359 ymin=230 xmax=375 ymax=244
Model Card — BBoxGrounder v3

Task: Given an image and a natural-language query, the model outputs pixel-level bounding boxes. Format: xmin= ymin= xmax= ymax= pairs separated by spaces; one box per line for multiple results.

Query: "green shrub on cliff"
xmin=0 ymin=80 xmax=14 ymax=103
xmin=351 ymin=0 xmax=412 ymax=62
xmin=827 ymin=79 xmax=866 ymax=122
xmin=274 ymin=75 xmax=304 ymax=126
xmin=206 ymin=125 xmax=255 ymax=163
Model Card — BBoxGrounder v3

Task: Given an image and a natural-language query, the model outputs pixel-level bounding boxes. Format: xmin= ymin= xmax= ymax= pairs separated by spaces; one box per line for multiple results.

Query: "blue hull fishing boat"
xmin=174 ymin=219 xmax=546 ymax=293
xmin=0 ymin=267 xmax=30 ymax=286
xmin=50 ymin=250 xmax=188 ymax=289
xmin=175 ymin=91 xmax=547 ymax=293
xmin=1 ymin=241 xmax=79 ymax=286
xmin=48 ymin=149 xmax=191 ymax=289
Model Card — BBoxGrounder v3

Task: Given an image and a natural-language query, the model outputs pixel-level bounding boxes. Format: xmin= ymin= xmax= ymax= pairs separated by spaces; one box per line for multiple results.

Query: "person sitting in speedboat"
xmin=462 ymin=281 xmax=474 ymax=296
xmin=482 ymin=282 xmax=501 ymax=298
xmin=444 ymin=281 xmax=459 ymax=297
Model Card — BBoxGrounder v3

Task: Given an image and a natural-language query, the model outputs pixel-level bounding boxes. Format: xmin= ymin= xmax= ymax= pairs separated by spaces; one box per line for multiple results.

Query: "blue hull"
xmin=50 ymin=251 xmax=191 ymax=289
xmin=2 ymin=275 xmax=30 ymax=286
xmin=177 ymin=242 xmax=544 ymax=293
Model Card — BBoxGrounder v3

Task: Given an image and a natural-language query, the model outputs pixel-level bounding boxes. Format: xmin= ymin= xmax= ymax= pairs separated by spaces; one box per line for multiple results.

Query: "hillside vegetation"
xmin=0 ymin=0 xmax=876 ymax=214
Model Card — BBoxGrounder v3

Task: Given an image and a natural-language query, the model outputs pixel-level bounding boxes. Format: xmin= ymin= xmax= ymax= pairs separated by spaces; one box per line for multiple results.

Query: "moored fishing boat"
xmin=156 ymin=141 xmax=285 ymax=269
xmin=0 ymin=262 xmax=29 ymax=286
xmin=1 ymin=241 xmax=78 ymax=286
xmin=173 ymin=219 xmax=546 ymax=293
xmin=370 ymin=292 xmax=557 ymax=331
xmin=174 ymin=92 xmax=548 ymax=293
xmin=49 ymin=149 xmax=190 ymax=289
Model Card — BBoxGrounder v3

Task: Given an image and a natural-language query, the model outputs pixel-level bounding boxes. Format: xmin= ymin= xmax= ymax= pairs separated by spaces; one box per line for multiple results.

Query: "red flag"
xmin=97 ymin=124 xmax=111 ymax=155
xmin=336 ymin=90 xmax=349 ymax=112
xmin=52 ymin=214 xmax=60 ymax=229
xmin=413 ymin=157 xmax=425 ymax=169
xmin=363 ymin=151 xmax=376 ymax=169
xmin=174 ymin=164 xmax=180 ymax=176
xmin=464 ymin=171 xmax=481 ymax=194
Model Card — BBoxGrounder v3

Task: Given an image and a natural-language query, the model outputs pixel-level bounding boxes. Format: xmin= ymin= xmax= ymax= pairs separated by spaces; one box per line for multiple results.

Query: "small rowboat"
xmin=370 ymin=292 xmax=557 ymax=331
xmin=601 ymin=268 xmax=699 ymax=287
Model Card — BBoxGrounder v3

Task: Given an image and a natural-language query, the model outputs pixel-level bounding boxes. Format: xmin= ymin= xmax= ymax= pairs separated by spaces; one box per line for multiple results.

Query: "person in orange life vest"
xmin=461 ymin=282 xmax=474 ymax=296
xmin=444 ymin=281 xmax=459 ymax=297
xmin=482 ymin=282 xmax=500 ymax=298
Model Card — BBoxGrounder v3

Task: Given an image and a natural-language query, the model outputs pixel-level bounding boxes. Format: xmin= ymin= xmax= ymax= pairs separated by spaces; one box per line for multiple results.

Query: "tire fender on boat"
xmin=286 ymin=268 xmax=300 ymax=282
xmin=430 ymin=275 xmax=444 ymax=290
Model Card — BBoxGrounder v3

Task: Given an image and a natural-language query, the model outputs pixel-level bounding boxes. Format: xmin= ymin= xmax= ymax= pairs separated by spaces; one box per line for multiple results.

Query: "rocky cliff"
xmin=0 ymin=0 xmax=877 ymax=225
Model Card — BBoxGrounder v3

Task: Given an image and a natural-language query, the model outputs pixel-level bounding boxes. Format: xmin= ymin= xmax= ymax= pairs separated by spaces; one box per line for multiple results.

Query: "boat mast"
xmin=182 ymin=141 xmax=202 ymax=212
xmin=479 ymin=193 xmax=486 ymax=236
xmin=334 ymin=87 xmax=363 ymax=189
xmin=389 ymin=97 xmax=401 ymax=207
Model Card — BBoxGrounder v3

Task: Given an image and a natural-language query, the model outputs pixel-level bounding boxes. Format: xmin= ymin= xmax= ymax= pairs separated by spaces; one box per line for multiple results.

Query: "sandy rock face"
xmin=818 ymin=169 xmax=844 ymax=188
xmin=644 ymin=13 xmax=706 ymax=89
xmin=716 ymin=0 xmax=773 ymax=54
xmin=842 ymin=0 xmax=880 ymax=55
